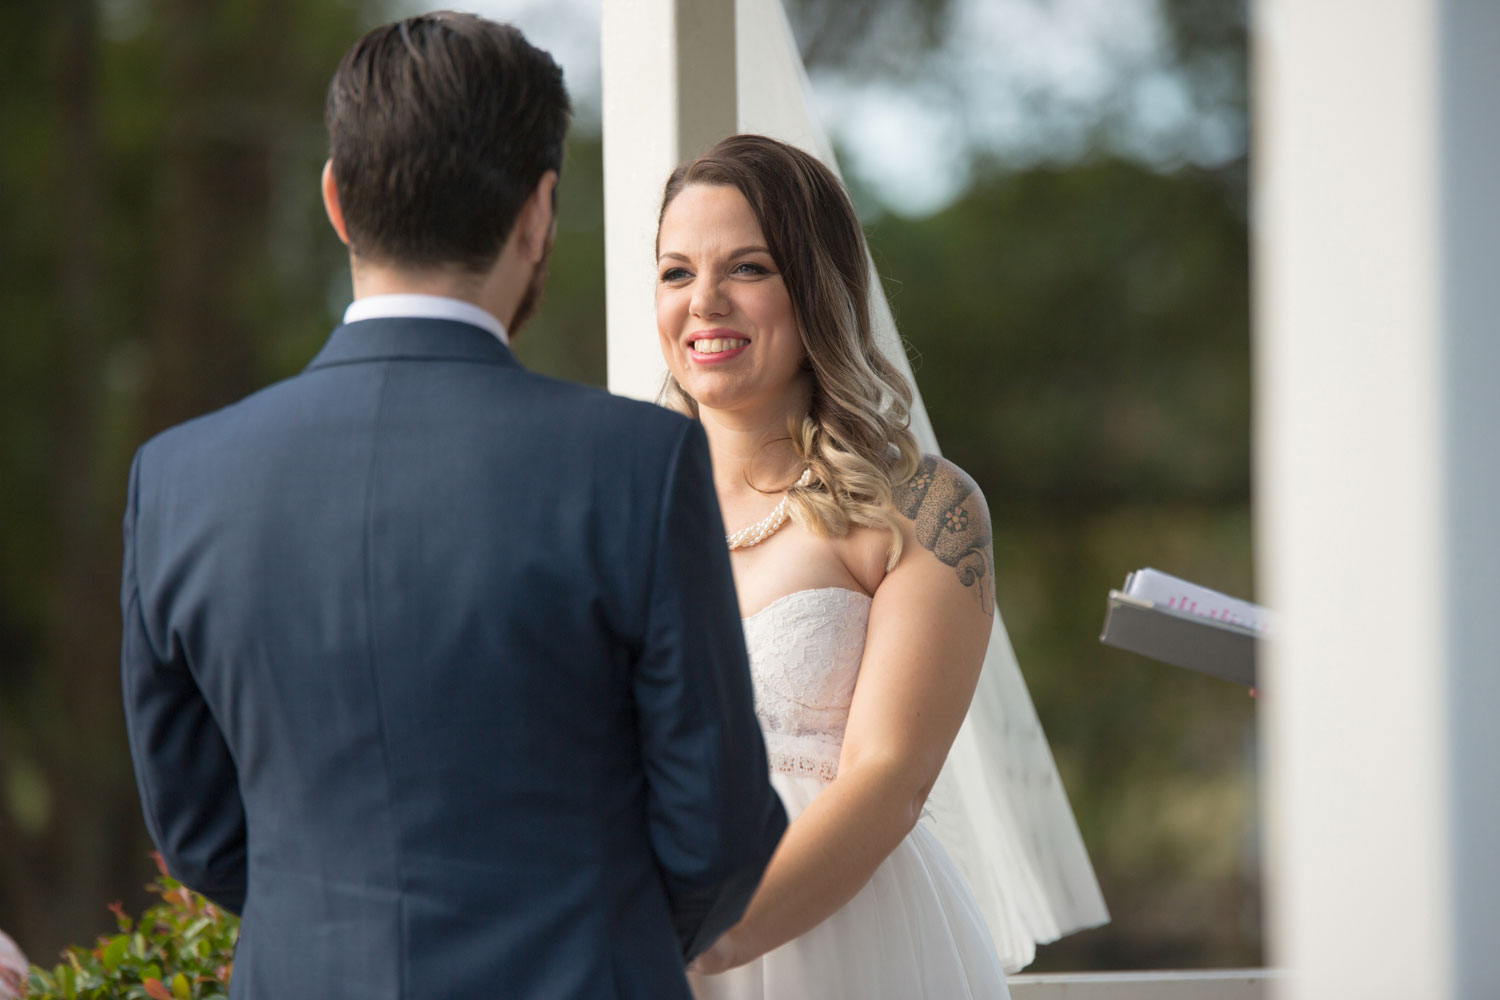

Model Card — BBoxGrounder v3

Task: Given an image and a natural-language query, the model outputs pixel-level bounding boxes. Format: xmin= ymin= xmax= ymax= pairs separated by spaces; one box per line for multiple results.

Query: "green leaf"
xmin=101 ymin=934 xmax=130 ymax=972
xmin=172 ymin=972 xmax=192 ymax=999
xmin=29 ymin=966 xmax=57 ymax=992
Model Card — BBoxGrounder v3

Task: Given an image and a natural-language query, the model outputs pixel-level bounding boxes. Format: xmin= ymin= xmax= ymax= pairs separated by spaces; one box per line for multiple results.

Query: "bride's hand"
xmin=688 ymin=931 xmax=743 ymax=976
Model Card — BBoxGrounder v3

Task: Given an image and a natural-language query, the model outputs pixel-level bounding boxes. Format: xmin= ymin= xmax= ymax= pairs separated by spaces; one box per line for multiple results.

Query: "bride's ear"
xmin=321 ymin=161 xmax=351 ymax=247
xmin=516 ymin=170 xmax=558 ymax=264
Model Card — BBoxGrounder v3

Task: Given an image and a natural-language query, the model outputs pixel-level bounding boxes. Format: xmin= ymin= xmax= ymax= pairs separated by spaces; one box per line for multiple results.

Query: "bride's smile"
xmin=688 ymin=330 xmax=750 ymax=359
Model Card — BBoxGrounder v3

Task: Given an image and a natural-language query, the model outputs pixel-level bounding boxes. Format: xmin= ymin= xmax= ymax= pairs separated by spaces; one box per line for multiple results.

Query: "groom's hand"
xmin=687 ymin=930 xmax=743 ymax=976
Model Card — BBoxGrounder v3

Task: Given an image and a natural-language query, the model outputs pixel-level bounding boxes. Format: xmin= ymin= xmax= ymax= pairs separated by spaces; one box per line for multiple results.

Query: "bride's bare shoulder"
xmin=894 ymin=455 xmax=989 ymax=516
xmin=890 ymin=454 xmax=994 ymax=613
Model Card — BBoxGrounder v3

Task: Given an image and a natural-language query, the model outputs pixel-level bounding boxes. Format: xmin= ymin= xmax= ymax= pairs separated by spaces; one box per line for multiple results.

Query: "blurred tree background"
xmin=0 ymin=0 xmax=1255 ymax=975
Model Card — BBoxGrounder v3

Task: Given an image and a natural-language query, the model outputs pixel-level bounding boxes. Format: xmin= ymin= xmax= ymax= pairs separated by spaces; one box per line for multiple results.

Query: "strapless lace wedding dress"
xmin=689 ymin=588 xmax=1010 ymax=1000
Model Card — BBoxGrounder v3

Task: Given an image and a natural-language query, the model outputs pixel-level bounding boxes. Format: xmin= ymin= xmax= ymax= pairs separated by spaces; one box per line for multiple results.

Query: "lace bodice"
xmin=742 ymin=587 xmax=873 ymax=781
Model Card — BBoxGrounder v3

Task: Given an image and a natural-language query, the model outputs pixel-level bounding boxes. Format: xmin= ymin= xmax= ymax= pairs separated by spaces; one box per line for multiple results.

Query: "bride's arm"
xmin=695 ymin=456 xmax=996 ymax=972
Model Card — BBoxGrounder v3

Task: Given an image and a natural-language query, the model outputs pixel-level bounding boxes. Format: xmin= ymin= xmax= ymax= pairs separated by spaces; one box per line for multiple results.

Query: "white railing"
xmin=1009 ymin=969 xmax=1283 ymax=1000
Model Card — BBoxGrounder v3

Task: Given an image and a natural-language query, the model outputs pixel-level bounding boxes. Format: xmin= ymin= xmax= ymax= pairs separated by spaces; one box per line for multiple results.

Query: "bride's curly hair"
xmin=656 ymin=134 xmax=922 ymax=568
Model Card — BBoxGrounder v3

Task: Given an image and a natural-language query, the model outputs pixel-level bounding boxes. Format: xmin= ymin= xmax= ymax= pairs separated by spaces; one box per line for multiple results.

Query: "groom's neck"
xmin=351 ymin=260 xmax=485 ymax=304
xmin=348 ymin=253 xmax=519 ymax=329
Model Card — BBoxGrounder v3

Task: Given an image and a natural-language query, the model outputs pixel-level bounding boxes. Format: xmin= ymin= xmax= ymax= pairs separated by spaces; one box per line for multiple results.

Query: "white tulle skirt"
xmin=688 ymin=771 xmax=1011 ymax=1000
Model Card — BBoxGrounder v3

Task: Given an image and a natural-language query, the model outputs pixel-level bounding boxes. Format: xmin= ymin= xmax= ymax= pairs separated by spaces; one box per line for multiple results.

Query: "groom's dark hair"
xmin=325 ymin=12 xmax=570 ymax=272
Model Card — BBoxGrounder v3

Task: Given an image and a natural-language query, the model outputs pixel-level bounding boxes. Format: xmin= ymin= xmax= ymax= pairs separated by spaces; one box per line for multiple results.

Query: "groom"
xmin=121 ymin=13 xmax=784 ymax=999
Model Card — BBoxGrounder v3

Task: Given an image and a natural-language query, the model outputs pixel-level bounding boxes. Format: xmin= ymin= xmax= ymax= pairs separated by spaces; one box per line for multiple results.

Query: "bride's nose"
xmin=690 ymin=276 xmax=730 ymax=319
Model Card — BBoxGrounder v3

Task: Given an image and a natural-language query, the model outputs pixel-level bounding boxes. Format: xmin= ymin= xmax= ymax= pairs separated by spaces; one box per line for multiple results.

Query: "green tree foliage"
xmin=509 ymin=137 xmax=607 ymax=388
xmin=875 ymin=160 xmax=1249 ymax=508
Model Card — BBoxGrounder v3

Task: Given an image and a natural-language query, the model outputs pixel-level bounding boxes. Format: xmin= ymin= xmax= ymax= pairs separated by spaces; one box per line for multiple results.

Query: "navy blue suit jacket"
xmin=121 ymin=318 xmax=786 ymax=999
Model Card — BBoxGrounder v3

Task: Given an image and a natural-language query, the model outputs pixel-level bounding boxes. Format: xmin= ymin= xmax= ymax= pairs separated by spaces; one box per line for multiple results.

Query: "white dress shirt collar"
xmin=342 ymin=294 xmax=509 ymax=346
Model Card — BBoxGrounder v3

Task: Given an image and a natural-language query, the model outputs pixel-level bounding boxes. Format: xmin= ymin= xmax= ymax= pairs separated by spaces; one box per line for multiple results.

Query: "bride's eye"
xmin=732 ymin=262 xmax=771 ymax=276
xmin=660 ymin=266 xmax=690 ymax=282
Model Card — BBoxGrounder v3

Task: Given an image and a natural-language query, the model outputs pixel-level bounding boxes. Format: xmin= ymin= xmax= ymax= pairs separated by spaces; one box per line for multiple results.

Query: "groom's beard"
xmin=506 ymin=232 xmax=554 ymax=340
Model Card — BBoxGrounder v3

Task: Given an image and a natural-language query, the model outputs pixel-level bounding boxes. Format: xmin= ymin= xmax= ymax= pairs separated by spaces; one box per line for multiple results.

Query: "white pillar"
xmin=1256 ymin=2 xmax=1500 ymax=998
xmin=602 ymin=0 xmax=737 ymax=400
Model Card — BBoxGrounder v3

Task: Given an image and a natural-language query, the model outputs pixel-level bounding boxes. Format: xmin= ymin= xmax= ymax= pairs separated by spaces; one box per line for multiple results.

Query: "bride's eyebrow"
xmin=656 ymin=246 xmax=772 ymax=263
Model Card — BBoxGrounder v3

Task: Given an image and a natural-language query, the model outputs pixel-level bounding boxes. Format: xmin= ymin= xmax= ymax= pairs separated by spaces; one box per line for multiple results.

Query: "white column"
xmin=1256 ymin=2 xmax=1500 ymax=998
xmin=602 ymin=0 xmax=736 ymax=400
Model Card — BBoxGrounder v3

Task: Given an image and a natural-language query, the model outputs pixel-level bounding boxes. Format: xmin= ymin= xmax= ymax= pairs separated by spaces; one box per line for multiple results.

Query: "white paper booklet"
xmin=1122 ymin=567 xmax=1273 ymax=637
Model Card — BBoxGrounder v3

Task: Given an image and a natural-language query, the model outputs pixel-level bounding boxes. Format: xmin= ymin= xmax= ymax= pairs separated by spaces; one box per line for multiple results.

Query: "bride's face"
xmin=656 ymin=183 xmax=806 ymax=415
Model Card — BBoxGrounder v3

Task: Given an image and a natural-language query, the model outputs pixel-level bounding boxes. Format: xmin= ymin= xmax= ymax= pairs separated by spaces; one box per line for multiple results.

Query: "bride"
xmin=655 ymin=133 xmax=1010 ymax=999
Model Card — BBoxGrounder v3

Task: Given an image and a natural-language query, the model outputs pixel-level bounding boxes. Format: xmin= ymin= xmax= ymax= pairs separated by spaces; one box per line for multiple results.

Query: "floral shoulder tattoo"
xmin=895 ymin=455 xmax=995 ymax=615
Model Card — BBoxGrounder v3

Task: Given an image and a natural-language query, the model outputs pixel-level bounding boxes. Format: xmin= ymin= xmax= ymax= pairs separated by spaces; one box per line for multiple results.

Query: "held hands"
xmin=689 ymin=929 xmax=747 ymax=976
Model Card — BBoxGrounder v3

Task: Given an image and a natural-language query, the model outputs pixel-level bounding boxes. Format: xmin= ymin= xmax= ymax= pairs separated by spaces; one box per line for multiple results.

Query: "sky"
xmin=404 ymin=0 xmax=1243 ymax=216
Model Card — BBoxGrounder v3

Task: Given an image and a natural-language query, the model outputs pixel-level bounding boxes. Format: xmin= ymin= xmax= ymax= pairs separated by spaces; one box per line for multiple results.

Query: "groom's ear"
xmin=321 ymin=161 xmax=351 ymax=247
xmin=515 ymin=170 xmax=558 ymax=264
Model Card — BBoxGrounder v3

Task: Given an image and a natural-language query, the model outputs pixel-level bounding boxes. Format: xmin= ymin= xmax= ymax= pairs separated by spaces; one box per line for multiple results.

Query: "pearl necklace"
xmin=726 ymin=468 xmax=812 ymax=550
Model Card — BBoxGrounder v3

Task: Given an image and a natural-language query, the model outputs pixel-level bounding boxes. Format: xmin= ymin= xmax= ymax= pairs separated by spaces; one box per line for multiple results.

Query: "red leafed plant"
xmin=24 ymin=853 xmax=237 ymax=999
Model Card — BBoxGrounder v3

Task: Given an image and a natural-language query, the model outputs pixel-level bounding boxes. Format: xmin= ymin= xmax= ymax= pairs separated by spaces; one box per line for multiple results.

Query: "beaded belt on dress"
xmin=762 ymin=731 xmax=841 ymax=781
